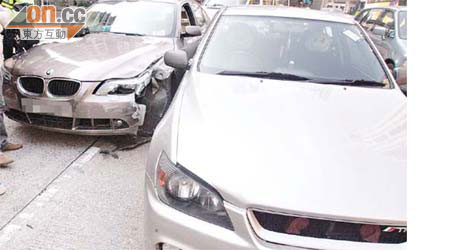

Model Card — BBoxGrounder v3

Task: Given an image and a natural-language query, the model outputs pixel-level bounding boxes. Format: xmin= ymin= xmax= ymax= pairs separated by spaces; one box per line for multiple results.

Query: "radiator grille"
xmin=48 ymin=80 xmax=80 ymax=96
xmin=252 ymin=210 xmax=406 ymax=244
xmin=19 ymin=77 xmax=44 ymax=94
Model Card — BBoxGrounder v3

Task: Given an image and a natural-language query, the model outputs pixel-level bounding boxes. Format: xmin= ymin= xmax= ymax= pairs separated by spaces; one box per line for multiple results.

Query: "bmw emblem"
xmin=46 ymin=69 xmax=54 ymax=76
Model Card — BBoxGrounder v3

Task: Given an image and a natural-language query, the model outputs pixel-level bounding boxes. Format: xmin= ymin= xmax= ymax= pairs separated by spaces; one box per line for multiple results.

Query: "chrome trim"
xmin=17 ymin=76 xmax=45 ymax=97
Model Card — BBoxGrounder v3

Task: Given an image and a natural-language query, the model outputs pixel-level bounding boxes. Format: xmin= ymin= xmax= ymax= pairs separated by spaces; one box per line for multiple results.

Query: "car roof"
xmin=223 ymin=6 xmax=355 ymax=24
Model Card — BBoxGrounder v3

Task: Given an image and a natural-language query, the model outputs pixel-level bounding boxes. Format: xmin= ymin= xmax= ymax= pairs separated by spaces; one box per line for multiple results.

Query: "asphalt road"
xmin=0 ymin=118 xmax=147 ymax=250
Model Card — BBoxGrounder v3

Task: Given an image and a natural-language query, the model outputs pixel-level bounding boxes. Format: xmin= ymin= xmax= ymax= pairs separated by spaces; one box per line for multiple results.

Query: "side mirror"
xmin=386 ymin=29 xmax=395 ymax=39
xmin=372 ymin=26 xmax=387 ymax=37
xmin=164 ymin=50 xmax=188 ymax=70
xmin=182 ymin=26 xmax=202 ymax=38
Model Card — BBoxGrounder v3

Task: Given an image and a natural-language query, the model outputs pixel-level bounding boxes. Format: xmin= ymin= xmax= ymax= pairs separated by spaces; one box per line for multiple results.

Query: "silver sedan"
xmin=144 ymin=6 xmax=406 ymax=250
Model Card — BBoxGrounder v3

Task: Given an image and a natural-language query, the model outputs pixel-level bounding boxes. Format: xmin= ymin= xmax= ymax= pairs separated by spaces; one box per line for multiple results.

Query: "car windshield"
xmin=85 ymin=1 xmax=176 ymax=37
xmin=398 ymin=11 xmax=407 ymax=40
xmin=199 ymin=15 xmax=390 ymax=87
xmin=205 ymin=0 xmax=246 ymax=6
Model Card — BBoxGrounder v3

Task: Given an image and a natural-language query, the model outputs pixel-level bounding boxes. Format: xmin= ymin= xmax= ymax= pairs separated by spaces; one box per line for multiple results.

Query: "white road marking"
xmin=75 ymin=147 xmax=100 ymax=165
xmin=0 ymin=145 xmax=100 ymax=247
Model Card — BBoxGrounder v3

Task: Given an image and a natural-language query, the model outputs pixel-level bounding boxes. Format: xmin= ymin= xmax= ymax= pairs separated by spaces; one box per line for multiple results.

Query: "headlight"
xmin=95 ymin=70 xmax=152 ymax=96
xmin=155 ymin=152 xmax=234 ymax=230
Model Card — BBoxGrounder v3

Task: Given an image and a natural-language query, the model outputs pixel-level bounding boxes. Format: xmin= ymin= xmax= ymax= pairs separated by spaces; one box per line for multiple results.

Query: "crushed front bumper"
xmin=2 ymin=78 xmax=146 ymax=136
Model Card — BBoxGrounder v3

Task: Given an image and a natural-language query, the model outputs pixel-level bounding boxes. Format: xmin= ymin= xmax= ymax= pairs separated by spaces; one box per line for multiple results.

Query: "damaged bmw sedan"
xmin=2 ymin=0 xmax=209 ymax=136
xmin=144 ymin=6 xmax=406 ymax=250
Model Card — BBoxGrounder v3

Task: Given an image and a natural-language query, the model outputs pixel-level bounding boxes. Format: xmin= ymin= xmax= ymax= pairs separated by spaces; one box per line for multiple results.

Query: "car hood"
xmin=9 ymin=33 xmax=174 ymax=81
xmin=176 ymin=73 xmax=407 ymax=224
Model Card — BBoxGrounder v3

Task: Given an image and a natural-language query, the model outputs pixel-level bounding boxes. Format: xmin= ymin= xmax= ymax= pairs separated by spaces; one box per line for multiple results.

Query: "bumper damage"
xmin=2 ymin=79 xmax=147 ymax=136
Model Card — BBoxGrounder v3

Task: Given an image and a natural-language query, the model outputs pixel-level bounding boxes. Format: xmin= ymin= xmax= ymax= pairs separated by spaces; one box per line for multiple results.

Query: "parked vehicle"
xmin=2 ymin=0 xmax=209 ymax=136
xmin=202 ymin=0 xmax=245 ymax=18
xmin=355 ymin=7 xmax=407 ymax=86
xmin=144 ymin=6 xmax=406 ymax=250
xmin=246 ymin=0 xmax=303 ymax=7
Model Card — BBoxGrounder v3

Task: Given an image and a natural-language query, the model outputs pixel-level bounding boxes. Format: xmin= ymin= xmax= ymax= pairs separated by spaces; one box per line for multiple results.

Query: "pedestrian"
xmin=0 ymin=111 xmax=22 ymax=166
xmin=1 ymin=0 xmax=37 ymax=60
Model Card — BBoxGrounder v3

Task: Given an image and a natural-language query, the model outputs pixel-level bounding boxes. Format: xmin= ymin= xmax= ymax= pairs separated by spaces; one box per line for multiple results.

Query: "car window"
xmin=85 ymin=1 xmax=177 ymax=37
xmin=361 ymin=9 xmax=383 ymax=30
xmin=248 ymin=0 xmax=261 ymax=5
xmin=199 ymin=15 xmax=390 ymax=87
xmin=381 ymin=10 xmax=395 ymax=31
xmin=355 ymin=9 xmax=368 ymax=22
xmin=398 ymin=11 xmax=407 ymax=40
xmin=274 ymin=0 xmax=289 ymax=6
xmin=181 ymin=4 xmax=196 ymax=32
xmin=191 ymin=2 xmax=208 ymax=27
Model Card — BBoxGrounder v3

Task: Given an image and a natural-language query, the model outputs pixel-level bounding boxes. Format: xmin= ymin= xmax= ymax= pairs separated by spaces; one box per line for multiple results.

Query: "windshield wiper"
xmin=109 ymin=32 xmax=145 ymax=36
xmin=217 ymin=71 xmax=311 ymax=81
xmin=311 ymin=79 xmax=387 ymax=87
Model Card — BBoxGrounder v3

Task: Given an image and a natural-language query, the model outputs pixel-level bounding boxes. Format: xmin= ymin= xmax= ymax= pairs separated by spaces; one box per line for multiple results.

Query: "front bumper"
xmin=2 ymin=78 xmax=146 ymax=136
xmin=144 ymin=174 xmax=407 ymax=250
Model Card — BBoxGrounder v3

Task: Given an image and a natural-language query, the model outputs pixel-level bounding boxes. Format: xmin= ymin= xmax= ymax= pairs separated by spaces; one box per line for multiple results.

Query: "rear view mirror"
xmin=164 ymin=50 xmax=188 ymax=70
xmin=182 ymin=26 xmax=202 ymax=38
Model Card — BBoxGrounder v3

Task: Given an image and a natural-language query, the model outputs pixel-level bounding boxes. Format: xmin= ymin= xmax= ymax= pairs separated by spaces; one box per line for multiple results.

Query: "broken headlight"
xmin=155 ymin=152 xmax=234 ymax=230
xmin=95 ymin=70 xmax=152 ymax=96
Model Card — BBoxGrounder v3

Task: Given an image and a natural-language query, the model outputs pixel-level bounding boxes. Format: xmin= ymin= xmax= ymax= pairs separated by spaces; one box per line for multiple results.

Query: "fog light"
xmin=112 ymin=119 xmax=126 ymax=128
xmin=159 ymin=243 xmax=181 ymax=250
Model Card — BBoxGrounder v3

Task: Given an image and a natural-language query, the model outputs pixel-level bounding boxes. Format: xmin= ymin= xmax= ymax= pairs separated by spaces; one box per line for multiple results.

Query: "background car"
xmin=2 ymin=0 xmax=209 ymax=136
xmin=246 ymin=0 xmax=304 ymax=7
xmin=355 ymin=6 xmax=407 ymax=88
xmin=202 ymin=0 xmax=246 ymax=18
xmin=144 ymin=6 xmax=406 ymax=250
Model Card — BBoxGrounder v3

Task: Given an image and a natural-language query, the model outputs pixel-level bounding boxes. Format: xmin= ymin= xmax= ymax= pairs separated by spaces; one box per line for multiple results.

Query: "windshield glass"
xmin=398 ymin=11 xmax=407 ymax=40
xmin=199 ymin=15 xmax=390 ymax=87
xmin=86 ymin=1 xmax=176 ymax=37
xmin=205 ymin=0 xmax=246 ymax=6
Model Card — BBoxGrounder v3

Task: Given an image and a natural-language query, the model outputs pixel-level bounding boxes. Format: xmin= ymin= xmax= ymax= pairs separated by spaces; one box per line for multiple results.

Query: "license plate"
xmin=21 ymin=98 xmax=73 ymax=116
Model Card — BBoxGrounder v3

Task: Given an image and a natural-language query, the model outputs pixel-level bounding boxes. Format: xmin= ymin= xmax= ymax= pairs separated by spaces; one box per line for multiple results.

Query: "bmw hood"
xmin=176 ymin=72 xmax=407 ymax=224
xmin=9 ymin=33 xmax=174 ymax=81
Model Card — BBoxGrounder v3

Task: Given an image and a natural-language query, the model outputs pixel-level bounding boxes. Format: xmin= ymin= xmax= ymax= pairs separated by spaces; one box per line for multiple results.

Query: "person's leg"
xmin=0 ymin=111 xmax=8 ymax=148
xmin=0 ymin=112 xmax=21 ymax=152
